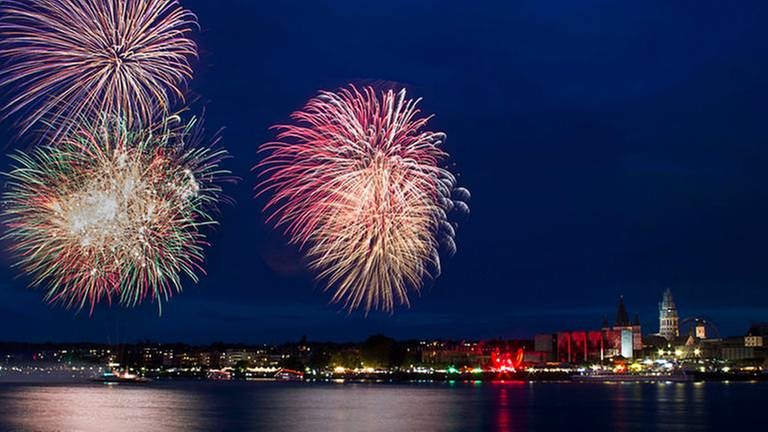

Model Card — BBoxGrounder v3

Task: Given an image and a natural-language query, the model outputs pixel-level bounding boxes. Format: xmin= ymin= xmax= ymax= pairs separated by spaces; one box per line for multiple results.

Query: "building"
xmin=141 ymin=347 xmax=162 ymax=368
xmin=221 ymin=350 xmax=254 ymax=368
xmin=548 ymin=296 xmax=643 ymax=363
xmin=610 ymin=296 xmax=643 ymax=357
xmin=745 ymin=336 xmax=764 ymax=348
xmin=659 ymin=288 xmax=680 ymax=341
xmin=534 ymin=334 xmax=555 ymax=362
xmin=162 ymin=350 xmax=178 ymax=368
xmin=695 ymin=319 xmax=708 ymax=339
xmin=419 ymin=340 xmax=531 ymax=369
xmin=420 ymin=341 xmax=485 ymax=367
xmin=721 ymin=337 xmax=757 ymax=362
xmin=745 ymin=323 xmax=768 ymax=347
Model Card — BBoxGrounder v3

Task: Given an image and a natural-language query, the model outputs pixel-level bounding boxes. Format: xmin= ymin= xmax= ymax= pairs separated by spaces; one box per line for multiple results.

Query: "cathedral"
xmin=552 ymin=295 xmax=644 ymax=363
xmin=659 ymin=288 xmax=680 ymax=341
xmin=601 ymin=296 xmax=643 ymax=359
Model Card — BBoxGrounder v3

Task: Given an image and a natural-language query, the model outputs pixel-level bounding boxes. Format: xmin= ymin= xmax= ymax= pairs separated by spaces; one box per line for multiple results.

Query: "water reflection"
xmin=610 ymin=382 xmax=710 ymax=432
xmin=248 ymin=383 xmax=465 ymax=431
xmin=0 ymin=381 xmax=763 ymax=431
xmin=0 ymin=383 xmax=213 ymax=431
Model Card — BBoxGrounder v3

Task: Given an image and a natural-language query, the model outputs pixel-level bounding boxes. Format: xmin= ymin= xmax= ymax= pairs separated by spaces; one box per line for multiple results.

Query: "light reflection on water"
xmin=0 ymin=381 xmax=763 ymax=431
xmin=0 ymin=383 xmax=214 ymax=431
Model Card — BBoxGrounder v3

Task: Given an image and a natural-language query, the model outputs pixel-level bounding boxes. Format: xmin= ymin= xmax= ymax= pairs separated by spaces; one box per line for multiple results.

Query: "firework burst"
xmin=2 ymin=116 xmax=229 ymax=312
xmin=258 ymin=86 xmax=469 ymax=313
xmin=0 ymin=0 xmax=197 ymax=136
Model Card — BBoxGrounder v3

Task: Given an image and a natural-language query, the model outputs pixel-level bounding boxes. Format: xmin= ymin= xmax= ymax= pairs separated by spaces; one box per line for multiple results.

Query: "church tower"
xmin=659 ymin=289 xmax=679 ymax=341
xmin=615 ymin=296 xmax=630 ymax=327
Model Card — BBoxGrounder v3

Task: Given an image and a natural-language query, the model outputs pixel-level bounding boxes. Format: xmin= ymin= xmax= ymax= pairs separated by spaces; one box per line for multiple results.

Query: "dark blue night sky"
xmin=1 ymin=0 xmax=768 ymax=343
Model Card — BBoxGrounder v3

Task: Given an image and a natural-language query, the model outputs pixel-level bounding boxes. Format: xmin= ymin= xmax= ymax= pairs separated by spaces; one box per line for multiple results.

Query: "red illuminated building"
xmin=541 ymin=296 xmax=643 ymax=364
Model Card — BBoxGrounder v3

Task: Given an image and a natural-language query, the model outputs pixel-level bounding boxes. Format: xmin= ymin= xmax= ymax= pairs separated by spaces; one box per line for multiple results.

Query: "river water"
xmin=0 ymin=380 xmax=761 ymax=431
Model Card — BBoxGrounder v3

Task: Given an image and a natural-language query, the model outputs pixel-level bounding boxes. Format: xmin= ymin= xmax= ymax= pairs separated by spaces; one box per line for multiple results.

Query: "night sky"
xmin=1 ymin=0 xmax=768 ymax=344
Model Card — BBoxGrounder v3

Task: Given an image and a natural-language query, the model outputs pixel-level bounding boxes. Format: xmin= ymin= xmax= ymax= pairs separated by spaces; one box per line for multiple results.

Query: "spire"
xmin=616 ymin=296 xmax=630 ymax=327
xmin=659 ymin=288 xmax=680 ymax=341
xmin=661 ymin=288 xmax=676 ymax=310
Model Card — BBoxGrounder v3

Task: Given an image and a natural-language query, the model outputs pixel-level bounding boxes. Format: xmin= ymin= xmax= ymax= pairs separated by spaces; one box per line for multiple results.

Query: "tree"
xmin=361 ymin=334 xmax=396 ymax=368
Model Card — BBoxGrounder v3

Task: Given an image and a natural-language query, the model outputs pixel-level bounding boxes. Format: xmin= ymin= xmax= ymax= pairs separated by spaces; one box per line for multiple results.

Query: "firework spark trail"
xmin=0 ymin=0 xmax=197 ymax=136
xmin=257 ymin=86 xmax=469 ymax=313
xmin=2 ymin=116 xmax=229 ymax=312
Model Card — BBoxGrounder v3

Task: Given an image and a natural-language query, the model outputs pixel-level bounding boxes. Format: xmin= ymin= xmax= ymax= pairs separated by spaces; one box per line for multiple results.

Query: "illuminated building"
xmin=659 ymin=288 xmax=680 ymax=341
xmin=721 ymin=337 xmax=758 ymax=361
xmin=745 ymin=323 xmax=768 ymax=347
xmin=598 ymin=297 xmax=642 ymax=359
xmin=534 ymin=334 xmax=556 ymax=362
xmin=222 ymin=350 xmax=256 ymax=367
xmin=549 ymin=296 xmax=643 ymax=363
xmin=695 ymin=320 xmax=707 ymax=339
xmin=198 ymin=352 xmax=218 ymax=368
xmin=556 ymin=331 xmax=606 ymax=363
xmin=141 ymin=347 xmax=162 ymax=368
xmin=612 ymin=296 xmax=643 ymax=357
xmin=664 ymin=318 xmax=723 ymax=360
xmin=162 ymin=350 xmax=178 ymax=367
xmin=620 ymin=329 xmax=633 ymax=358
xmin=420 ymin=341 xmax=486 ymax=366
xmin=419 ymin=340 xmax=531 ymax=369
xmin=745 ymin=336 xmax=764 ymax=348
xmin=587 ymin=330 xmax=603 ymax=361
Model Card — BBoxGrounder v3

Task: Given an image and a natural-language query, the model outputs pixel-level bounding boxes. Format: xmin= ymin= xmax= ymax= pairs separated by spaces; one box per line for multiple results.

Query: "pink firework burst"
xmin=257 ymin=86 xmax=469 ymax=313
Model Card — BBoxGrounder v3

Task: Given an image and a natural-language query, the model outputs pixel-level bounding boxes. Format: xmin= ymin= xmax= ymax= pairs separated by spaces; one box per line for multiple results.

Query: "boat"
xmin=92 ymin=370 xmax=152 ymax=384
xmin=207 ymin=369 xmax=232 ymax=380
xmin=274 ymin=368 xmax=304 ymax=381
xmin=572 ymin=373 xmax=693 ymax=383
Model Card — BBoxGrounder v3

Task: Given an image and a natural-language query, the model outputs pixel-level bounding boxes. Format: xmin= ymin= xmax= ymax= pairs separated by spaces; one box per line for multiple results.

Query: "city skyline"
xmin=0 ymin=0 xmax=767 ymax=344
xmin=0 ymin=288 xmax=760 ymax=345
xmin=0 ymin=2 xmax=765 ymax=431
